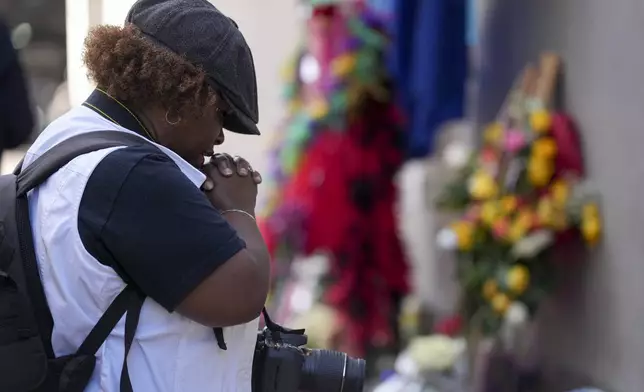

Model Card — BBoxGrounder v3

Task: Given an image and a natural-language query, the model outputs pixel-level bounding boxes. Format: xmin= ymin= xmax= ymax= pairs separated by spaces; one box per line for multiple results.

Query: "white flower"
xmin=404 ymin=335 xmax=466 ymax=372
xmin=299 ymin=54 xmax=321 ymax=84
xmin=505 ymin=301 xmax=529 ymax=326
xmin=442 ymin=142 xmax=472 ymax=170
xmin=511 ymin=230 xmax=554 ymax=259
xmin=393 ymin=352 xmax=419 ymax=378
xmin=436 ymin=228 xmax=458 ymax=250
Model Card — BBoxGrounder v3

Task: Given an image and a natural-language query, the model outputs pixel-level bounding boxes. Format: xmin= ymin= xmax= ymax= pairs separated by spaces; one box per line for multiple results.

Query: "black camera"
xmin=252 ymin=311 xmax=366 ymax=392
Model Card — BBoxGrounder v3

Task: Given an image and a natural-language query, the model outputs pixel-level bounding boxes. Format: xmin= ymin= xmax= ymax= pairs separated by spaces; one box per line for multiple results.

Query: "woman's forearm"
xmin=223 ymin=212 xmax=271 ymax=289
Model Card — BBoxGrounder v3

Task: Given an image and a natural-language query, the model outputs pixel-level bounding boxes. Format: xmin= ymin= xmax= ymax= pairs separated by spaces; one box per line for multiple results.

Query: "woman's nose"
xmin=214 ymin=130 xmax=225 ymax=145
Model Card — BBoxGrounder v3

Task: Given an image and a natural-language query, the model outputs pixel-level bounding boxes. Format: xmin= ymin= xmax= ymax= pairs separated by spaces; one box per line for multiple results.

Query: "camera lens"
xmin=299 ymin=349 xmax=366 ymax=392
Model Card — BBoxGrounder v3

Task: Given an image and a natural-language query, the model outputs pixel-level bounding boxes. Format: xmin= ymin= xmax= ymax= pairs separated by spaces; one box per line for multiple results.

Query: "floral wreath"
xmin=435 ymin=54 xmax=602 ymax=335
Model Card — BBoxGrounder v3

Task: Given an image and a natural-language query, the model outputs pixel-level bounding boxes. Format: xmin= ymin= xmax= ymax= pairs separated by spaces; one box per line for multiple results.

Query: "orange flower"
xmin=492 ymin=218 xmax=510 ymax=239
xmin=516 ymin=208 xmax=537 ymax=230
xmin=536 ymin=197 xmax=555 ymax=227
xmin=501 ymin=195 xmax=519 ymax=214
xmin=528 ymin=157 xmax=555 ymax=188
xmin=532 ymin=137 xmax=558 ymax=159
xmin=550 ymin=179 xmax=570 ymax=206
xmin=480 ymin=147 xmax=498 ymax=164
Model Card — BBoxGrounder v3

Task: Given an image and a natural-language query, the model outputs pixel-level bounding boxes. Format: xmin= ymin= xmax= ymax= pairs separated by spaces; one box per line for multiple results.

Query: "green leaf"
xmin=347 ymin=18 xmax=385 ymax=48
xmin=329 ymin=91 xmax=349 ymax=112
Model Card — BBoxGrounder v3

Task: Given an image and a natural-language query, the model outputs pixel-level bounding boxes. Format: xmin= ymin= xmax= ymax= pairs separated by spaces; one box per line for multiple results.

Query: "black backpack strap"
xmin=15 ymin=196 xmax=56 ymax=357
xmin=120 ymin=288 xmax=144 ymax=392
xmin=15 ymin=131 xmax=152 ymax=196
xmin=14 ymin=131 xmax=153 ymax=390
xmin=14 ymin=131 xmax=152 ymax=357
xmin=76 ymin=286 xmax=142 ymax=356
xmin=75 ymin=285 xmax=144 ymax=392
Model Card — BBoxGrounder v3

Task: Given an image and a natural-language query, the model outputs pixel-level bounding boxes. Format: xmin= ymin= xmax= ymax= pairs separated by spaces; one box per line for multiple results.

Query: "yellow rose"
xmin=450 ymin=221 xmax=475 ymax=251
xmin=508 ymin=219 xmax=529 ymax=243
xmin=308 ymin=99 xmax=329 ymax=119
xmin=582 ymin=203 xmax=600 ymax=219
xmin=530 ymin=109 xmax=553 ymax=134
xmin=482 ymin=279 xmax=498 ymax=300
xmin=537 ymin=197 xmax=555 ymax=226
xmin=506 ymin=265 xmax=530 ymax=295
xmin=528 ymin=157 xmax=554 ymax=188
xmin=581 ymin=216 xmax=601 ymax=246
xmin=331 ymin=54 xmax=357 ymax=77
xmin=483 ymin=122 xmax=504 ymax=146
xmin=551 ymin=179 xmax=570 ymax=206
xmin=532 ymin=137 xmax=558 ymax=158
xmin=501 ymin=195 xmax=519 ymax=214
xmin=516 ymin=209 xmax=535 ymax=229
xmin=581 ymin=203 xmax=601 ymax=246
xmin=491 ymin=293 xmax=511 ymax=314
xmin=469 ymin=171 xmax=499 ymax=200
xmin=481 ymin=201 xmax=501 ymax=225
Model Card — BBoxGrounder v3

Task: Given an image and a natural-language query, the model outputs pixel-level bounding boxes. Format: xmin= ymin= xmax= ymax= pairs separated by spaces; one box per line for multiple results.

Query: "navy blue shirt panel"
xmin=78 ymin=144 xmax=246 ymax=311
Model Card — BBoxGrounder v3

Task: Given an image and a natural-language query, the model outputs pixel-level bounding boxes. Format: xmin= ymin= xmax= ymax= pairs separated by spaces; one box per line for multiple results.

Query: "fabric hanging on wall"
xmin=366 ymin=0 xmax=394 ymax=16
xmin=260 ymin=2 xmax=409 ymax=356
xmin=388 ymin=0 xmax=468 ymax=158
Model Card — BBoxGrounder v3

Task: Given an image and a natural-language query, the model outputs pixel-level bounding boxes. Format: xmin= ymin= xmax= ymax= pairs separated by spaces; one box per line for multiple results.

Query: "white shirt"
xmin=23 ymin=106 xmax=259 ymax=391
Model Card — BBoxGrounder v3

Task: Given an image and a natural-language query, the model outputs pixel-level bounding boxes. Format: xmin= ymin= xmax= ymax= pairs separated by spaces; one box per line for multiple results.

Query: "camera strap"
xmin=214 ymin=308 xmax=305 ymax=351
xmin=261 ymin=307 xmax=305 ymax=340
xmin=213 ymin=327 xmax=227 ymax=350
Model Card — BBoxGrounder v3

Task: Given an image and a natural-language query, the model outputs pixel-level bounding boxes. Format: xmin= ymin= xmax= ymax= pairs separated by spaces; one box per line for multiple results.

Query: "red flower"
xmin=312 ymin=5 xmax=338 ymax=18
xmin=551 ymin=113 xmax=584 ymax=177
xmin=435 ymin=315 xmax=463 ymax=337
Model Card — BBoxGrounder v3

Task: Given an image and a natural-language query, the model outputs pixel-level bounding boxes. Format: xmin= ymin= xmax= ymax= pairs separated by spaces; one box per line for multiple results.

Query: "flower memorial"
xmin=259 ymin=2 xmax=408 ymax=356
xmin=435 ymin=53 xmax=603 ymax=336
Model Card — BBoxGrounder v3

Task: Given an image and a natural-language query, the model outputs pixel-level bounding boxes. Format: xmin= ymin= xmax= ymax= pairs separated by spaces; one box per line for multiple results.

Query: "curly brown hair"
xmin=82 ymin=24 xmax=217 ymax=116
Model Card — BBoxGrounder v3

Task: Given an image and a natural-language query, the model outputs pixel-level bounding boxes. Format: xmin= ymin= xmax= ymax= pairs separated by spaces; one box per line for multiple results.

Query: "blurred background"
xmin=2 ymin=0 xmax=644 ymax=391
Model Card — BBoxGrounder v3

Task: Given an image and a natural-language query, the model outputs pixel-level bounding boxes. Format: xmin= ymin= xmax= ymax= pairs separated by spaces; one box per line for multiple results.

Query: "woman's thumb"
xmin=202 ymin=178 xmax=214 ymax=191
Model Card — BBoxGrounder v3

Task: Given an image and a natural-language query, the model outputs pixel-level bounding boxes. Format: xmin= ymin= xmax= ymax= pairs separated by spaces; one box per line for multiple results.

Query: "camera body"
xmin=252 ymin=326 xmax=309 ymax=392
xmin=251 ymin=321 xmax=366 ymax=392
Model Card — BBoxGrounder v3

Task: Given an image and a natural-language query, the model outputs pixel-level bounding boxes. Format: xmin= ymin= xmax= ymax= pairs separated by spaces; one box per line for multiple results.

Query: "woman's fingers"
xmin=251 ymin=170 xmax=262 ymax=184
xmin=209 ymin=154 xmax=261 ymax=184
xmin=201 ymin=178 xmax=215 ymax=191
xmin=212 ymin=153 xmax=233 ymax=176
xmin=233 ymin=155 xmax=251 ymax=177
